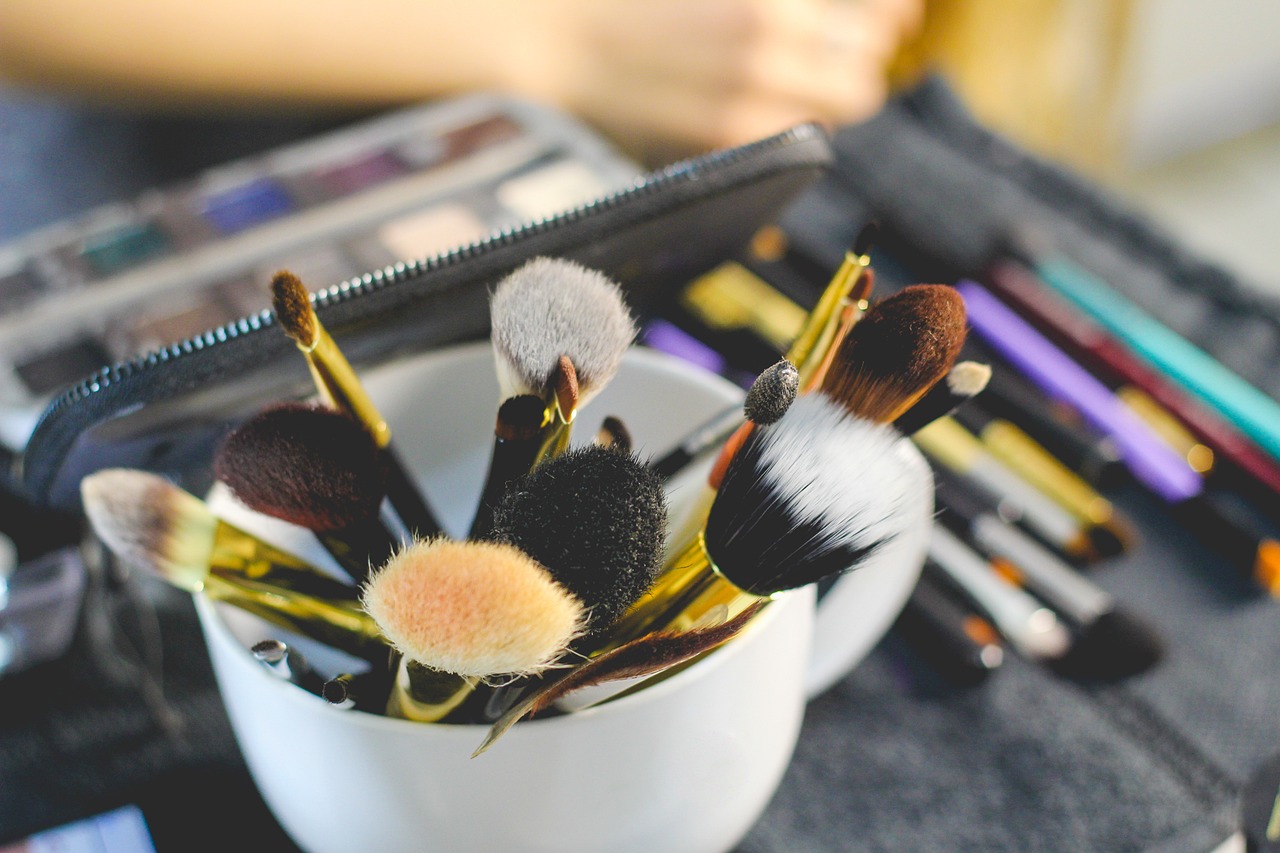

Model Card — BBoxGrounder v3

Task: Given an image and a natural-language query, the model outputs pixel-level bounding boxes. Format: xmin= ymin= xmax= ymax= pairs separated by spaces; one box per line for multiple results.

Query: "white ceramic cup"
xmin=198 ymin=341 xmax=929 ymax=853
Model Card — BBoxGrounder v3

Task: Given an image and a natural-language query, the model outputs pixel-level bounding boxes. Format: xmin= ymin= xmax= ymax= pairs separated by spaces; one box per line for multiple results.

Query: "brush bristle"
xmin=81 ymin=468 xmax=217 ymax=590
xmin=1051 ymin=608 xmax=1163 ymax=681
xmin=271 ymin=271 xmax=318 ymax=347
xmin=596 ymin=416 xmax=633 ymax=453
xmin=491 ymin=445 xmax=668 ymax=630
xmin=744 ymin=359 xmax=799 ymax=425
xmin=947 ymin=361 xmax=992 ymax=398
xmin=706 ymin=393 xmax=931 ymax=594
xmin=489 ymin=257 xmax=636 ymax=401
xmin=214 ymin=403 xmax=385 ymax=532
xmin=820 ymin=284 xmax=968 ymax=422
xmin=361 ymin=538 xmax=584 ymax=677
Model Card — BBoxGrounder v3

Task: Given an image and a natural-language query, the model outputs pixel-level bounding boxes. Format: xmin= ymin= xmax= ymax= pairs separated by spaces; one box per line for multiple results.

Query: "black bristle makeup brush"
xmin=893 ymin=360 xmax=992 ymax=436
xmin=361 ymin=537 xmax=587 ymax=722
xmin=490 ymin=444 xmax=669 ymax=633
xmin=468 ymin=394 xmax=549 ymax=539
xmin=271 ymin=270 xmax=443 ymax=538
xmin=80 ymin=468 xmax=387 ymax=662
xmin=214 ymin=403 xmax=399 ymax=584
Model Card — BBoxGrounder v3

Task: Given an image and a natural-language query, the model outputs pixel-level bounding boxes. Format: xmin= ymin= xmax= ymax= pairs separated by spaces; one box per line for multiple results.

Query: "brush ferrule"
xmin=205 ymin=521 xmax=387 ymax=661
xmin=386 ymin=659 xmax=478 ymax=722
xmin=602 ymin=533 xmax=764 ymax=651
xmin=788 ymin=250 xmax=869 ymax=384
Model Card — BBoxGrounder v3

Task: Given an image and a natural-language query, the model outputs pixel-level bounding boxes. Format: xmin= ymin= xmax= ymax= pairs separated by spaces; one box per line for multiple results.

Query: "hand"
xmin=515 ymin=0 xmax=924 ymax=161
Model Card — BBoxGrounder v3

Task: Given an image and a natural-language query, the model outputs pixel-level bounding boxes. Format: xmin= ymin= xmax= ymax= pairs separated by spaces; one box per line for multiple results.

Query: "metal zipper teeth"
xmin=37 ymin=123 xmax=827 ymax=421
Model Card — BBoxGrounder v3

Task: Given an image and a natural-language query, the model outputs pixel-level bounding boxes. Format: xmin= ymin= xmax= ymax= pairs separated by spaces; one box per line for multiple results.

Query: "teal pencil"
xmin=1036 ymin=258 xmax=1280 ymax=464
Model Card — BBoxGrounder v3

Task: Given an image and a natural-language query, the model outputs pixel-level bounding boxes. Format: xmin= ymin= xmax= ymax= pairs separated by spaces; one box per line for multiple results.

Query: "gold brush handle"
xmin=301 ymin=329 xmax=392 ymax=448
xmin=386 ymin=659 xmax=478 ymax=723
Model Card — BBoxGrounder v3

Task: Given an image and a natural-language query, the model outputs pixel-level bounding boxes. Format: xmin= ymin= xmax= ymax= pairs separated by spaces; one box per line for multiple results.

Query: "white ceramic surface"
xmin=198 ymin=341 xmax=930 ymax=852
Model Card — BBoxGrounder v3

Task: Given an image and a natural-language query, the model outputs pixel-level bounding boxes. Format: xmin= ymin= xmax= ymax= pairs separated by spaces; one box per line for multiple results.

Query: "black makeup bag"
xmin=19 ymin=125 xmax=833 ymax=510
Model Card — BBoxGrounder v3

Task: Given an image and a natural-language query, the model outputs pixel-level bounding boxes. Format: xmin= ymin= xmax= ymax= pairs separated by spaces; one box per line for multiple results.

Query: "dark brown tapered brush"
xmin=214 ymin=402 xmax=398 ymax=584
xmin=820 ymin=284 xmax=968 ymax=423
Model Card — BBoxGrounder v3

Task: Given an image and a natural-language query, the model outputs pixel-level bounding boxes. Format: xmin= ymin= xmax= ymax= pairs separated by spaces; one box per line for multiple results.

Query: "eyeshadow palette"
xmin=0 ymin=94 xmax=641 ymax=450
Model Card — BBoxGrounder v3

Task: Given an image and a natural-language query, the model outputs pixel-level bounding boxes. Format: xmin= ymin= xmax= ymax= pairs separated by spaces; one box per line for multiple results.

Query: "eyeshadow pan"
xmin=201 ymin=178 xmax=295 ymax=235
xmin=313 ymin=150 xmax=407 ymax=196
xmin=377 ymin=203 xmax=489 ymax=260
xmin=254 ymin=245 xmax=363 ymax=293
xmin=107 ymin=299 xmax=237 ymax=359
xmin=79 ymin=221 xmax=171 ymax=277
xmin=15 ymin=338 xmax=112 ymax=395
xmin=495 ymin=160 xmax=607 ymax=221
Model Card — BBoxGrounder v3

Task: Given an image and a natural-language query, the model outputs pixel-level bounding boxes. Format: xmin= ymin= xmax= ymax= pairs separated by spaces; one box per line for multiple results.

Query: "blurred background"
xmin=899 ymin=0 xmax=1280 ymax=297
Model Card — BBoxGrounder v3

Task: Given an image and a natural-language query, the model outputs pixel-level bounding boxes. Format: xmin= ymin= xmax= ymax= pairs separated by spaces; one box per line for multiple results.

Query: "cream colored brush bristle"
xmin=80 ymin=468 xmax=218 ymax=591
xmin=362 ymin=538 xmax=584 ymax=678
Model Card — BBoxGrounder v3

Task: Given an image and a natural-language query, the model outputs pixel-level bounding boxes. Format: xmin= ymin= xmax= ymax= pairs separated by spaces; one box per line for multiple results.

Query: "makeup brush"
xmin=214 ymin=403 xmax=399 ymax=583
xmin=912 ymin=416 xmax=1105 ymax=563
xmin=361 ymin=538 xmax=586 ymax=721
xmin=932 ymin=466 xmax=1161 ymax=680
xmin=595 ymin=416 xmax=633 ymax=453
xmin=80 ymin=468 xmax=386 ymax=662
xmin=788 ymin=221 xmax=879 ymax=383
xmin=893 ymin=569 xmax=1004 ymax=687
xmin=251 ymin=639 xmax=326 ymax=696
xmin=271 ymin=270 xmax=443 ymax=538
xmin=950 ymin=403 xmax=1134 ymax=558
xmin=489 ymin=257 xmax=636 ymax=407
xmin=927 ymin=524 xmax=1072 ymax=662
xmin=819 ymin=284 xmax=968 ymax=423
xmin=893 ymin=361 xmax=992 ymax=436
xmin=744 ymin=359 xmax=800 ymax=425
xmin=468 ymin=394 xmax=549 ymax=539
xmin=649 ymin=357 xmax=798 ymax=481
xmin=612 ymin=392 xmax=933 ymax=643
xmin=477 ymin=392 xmax=932 ymax=753
xmin=489 ymin=444 xmax=668 ymax=633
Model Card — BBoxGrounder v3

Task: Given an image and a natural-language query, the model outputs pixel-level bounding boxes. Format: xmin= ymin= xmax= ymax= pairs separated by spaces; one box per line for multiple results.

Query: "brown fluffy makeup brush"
xmin=213 ymin=402 xmax=398 ymax=584
xmin=819 ymin=284 xmax=969 ymax=424
xmin=361 ymin=538 xmax=586 ymax=722
xmin=80 ymin=468 xmax=386 ymax=662
xmin=271 ymin=270 xmax=443 ymax=538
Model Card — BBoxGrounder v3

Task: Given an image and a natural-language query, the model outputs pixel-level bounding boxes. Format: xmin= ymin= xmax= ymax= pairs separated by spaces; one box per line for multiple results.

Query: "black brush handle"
xmin=380 ymin=444 xmax=443 ymax=539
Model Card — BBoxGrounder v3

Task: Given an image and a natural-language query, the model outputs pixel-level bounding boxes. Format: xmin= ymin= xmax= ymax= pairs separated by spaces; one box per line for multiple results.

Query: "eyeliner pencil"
xmin=959 ymin=281 xmax=1280 ymax=592
xmin=985 ymin=258 xmax=1280 ymax=503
